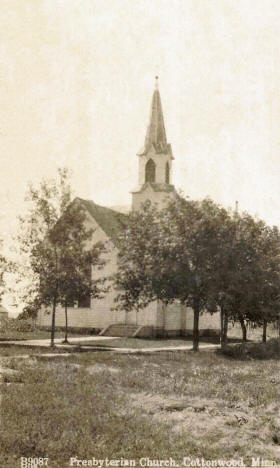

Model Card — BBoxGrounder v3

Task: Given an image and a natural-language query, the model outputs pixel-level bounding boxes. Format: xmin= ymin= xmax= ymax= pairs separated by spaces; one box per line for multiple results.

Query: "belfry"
xmin=131 ymin=77 xmax=177 ymax=211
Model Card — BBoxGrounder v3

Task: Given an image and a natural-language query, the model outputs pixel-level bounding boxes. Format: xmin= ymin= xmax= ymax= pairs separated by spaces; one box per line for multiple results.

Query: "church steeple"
xmin=131 ymin=78 xmax=176 ymax=211
xmin=141 ymin=77 xmax=168 ymax=155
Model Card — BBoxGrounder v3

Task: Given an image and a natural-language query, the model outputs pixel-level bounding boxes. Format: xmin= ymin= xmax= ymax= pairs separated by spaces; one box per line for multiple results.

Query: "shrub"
xmin=0 ymin=318 xmax=36 ymax=334
xmin=221 ymin=339 xmax=280 ymax=360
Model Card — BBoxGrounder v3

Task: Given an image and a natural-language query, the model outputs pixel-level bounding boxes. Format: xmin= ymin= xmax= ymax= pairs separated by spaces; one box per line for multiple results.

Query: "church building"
xmin=37 ymin=79 xmax=220 ymax=337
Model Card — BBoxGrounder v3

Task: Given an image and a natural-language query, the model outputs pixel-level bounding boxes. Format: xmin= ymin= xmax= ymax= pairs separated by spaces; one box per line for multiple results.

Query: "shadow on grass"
xmin=0 ymin=342 xmax=115 ymax=356
xmin=216 ymin=339 xmax=280 ymax=361
xmin=0 ymin=337 xmax=28 ymax=342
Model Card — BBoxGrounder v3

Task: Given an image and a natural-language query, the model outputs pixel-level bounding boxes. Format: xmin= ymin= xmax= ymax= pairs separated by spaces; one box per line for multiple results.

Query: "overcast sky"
xmin=1 ymin=1 xmax=280 ymax=249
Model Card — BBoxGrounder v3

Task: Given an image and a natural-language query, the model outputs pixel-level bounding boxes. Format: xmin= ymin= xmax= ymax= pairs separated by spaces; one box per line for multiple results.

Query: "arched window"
xmin=145 ymin=159 xmax=156 ymax=183
xmin=165 ymin=162 xmax=170 ymax=184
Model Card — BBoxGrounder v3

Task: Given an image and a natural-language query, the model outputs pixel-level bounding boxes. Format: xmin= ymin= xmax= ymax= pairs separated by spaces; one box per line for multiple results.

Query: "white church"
xmin=37 ymin=79 xmax=220 ymax=337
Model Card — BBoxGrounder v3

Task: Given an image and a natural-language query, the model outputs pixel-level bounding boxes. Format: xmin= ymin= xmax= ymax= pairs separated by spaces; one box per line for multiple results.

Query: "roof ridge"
xmin=78 ymin=198 xmax=128 ymax=247
xmin=79 ymin=198 xmax=126 ymax=215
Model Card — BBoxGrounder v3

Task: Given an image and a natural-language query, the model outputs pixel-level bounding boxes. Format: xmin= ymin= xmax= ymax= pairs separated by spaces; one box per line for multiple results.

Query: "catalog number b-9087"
xmin=21 ymin=458 xmax=49 ymax=468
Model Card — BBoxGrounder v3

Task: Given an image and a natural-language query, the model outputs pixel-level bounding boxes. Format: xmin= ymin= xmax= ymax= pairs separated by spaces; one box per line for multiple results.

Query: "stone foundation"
xmin=182 ymin=328 xmax=220 ymax=338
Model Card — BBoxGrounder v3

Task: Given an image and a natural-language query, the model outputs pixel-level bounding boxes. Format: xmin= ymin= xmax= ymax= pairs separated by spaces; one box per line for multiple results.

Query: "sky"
xmin=1 ymin=0 xmax=280 ymax=311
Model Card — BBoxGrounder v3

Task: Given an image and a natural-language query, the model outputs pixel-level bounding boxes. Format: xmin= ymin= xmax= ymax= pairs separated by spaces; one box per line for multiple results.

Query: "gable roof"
xmin=78 ymin=198 xmax=128 ymax=247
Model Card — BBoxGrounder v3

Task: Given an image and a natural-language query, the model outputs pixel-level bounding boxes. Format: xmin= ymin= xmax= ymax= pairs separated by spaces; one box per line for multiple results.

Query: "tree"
xmin=198 ymin=208 xmax=237 ymax=349
xmin=17 ymin=168 xmax=106 ymax=346
xmin=52 ymin=199 xmax=106 ymax=343
xmin=216 ymin=213 xmax=264 ymax=342
xmin=164 ymin=197 xmax=233 ymax=351
xmin=217 ymin=212 xmax=280 ymax=344
xmin=114 ymin=202 xmax=182 ymax=313
xmin=251 ymin=224 xmax=280 ymax=342
xmin=114 ymin=196 xmax=280 ymax=350
xmin=17 ymin=297 xmax=41 ymax=321
xmin=114 ymin=197 xmax=230 ymax=351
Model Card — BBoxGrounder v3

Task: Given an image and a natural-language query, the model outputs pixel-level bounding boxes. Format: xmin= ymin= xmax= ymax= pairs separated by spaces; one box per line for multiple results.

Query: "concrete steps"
xmin=100 ymin=324 xmax=140 ymax=337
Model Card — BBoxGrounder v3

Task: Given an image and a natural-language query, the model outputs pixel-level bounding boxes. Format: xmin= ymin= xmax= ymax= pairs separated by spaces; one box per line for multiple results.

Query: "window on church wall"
xmin=78 ymin=295 xmax=91 ymax=308
xmin=145 ymin=159 xmax=156 ymax=183
xmin=78 ymin=265 xmax=92 ymax=308
xmin=64 ymin=265 xmax=92 ymax=309
xmin=60 ymin=297 xmax=90 ymax=308
xmin=165 ymin=162 xmax=170 ymax=184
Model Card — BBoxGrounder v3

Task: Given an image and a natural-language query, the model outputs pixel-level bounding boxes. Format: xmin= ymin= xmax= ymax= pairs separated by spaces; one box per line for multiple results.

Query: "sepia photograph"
xmin=0 ymin=1 xmax=280 ymax=467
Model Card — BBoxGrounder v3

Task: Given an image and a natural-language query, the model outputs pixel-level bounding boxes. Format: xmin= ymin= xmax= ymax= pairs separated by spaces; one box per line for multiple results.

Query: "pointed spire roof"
xmin=139 ymin=77 xmax=171 ymax=156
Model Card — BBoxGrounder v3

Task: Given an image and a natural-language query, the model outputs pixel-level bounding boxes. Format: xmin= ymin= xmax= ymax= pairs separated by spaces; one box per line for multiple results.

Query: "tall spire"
xmin=142 ymin=77 xmax=168 ymax=154
xmin=132 ymin=78 xmax=176 ymax=211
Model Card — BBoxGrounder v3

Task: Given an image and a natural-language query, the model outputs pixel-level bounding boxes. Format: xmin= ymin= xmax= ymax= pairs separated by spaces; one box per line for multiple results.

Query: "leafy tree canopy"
xmin=16 ymin=168 xmax=107 ymax=345
xmin=114 ymin=196 xmax=280 ymax=349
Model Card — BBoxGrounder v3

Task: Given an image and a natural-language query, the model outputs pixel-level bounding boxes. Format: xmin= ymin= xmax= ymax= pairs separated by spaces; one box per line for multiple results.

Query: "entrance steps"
xmin=100 ymin=324 xmax=153 ymax=337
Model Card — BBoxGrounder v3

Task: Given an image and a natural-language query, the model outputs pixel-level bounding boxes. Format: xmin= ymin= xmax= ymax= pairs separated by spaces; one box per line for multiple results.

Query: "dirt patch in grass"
xmin=0 ymin=366 xmax=22 ymax=384
xmin=130 ymin=392 xmax=222 ymax=415
xmin=87 ymin=364 xmax=120 ymax=374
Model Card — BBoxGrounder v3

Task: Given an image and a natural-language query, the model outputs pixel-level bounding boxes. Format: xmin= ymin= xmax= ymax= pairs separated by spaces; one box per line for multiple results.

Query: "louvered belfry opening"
xmin=145 ymin=158 xmax=156 ymax=183
xmin=165 ymin=162 xmax=170 ymax=184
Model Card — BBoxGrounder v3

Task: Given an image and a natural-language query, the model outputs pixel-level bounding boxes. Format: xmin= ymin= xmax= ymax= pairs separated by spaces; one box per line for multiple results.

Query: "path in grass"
xmin=0 ymin=340 xmax=221 ymax=357
xmin=75 ymin=337 xmax=214 ymax=348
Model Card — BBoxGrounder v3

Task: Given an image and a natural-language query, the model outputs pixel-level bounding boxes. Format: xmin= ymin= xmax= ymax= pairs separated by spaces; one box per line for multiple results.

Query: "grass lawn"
xmin=0 ymin=329 xmax=86 ymax=341
xmin=0 ymin=346 xmax=280 ymax=467
xmin=0 ymin=346 xmax=75 ymax=357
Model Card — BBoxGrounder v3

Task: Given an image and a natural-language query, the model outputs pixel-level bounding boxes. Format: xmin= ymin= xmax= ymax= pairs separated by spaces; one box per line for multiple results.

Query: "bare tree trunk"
xmin=220 ymin=307 xmax=224 ymax=345
xmin=240 ymin=318 xmax=247 ymax=342
xmin=224 ymin=312 xmax=228 ymax=343
xmin=278 ymin=313 xmax=280 ymax=347
xmin=221 ymin=308 xmax=229 ymax=351
xmin=262 ymin=320 xmax=267 ymax=343
xmin=223 ymin=312 xmax=228 ymax=345
xmin=193 ymin=298 xmax=200 ymax=352
xmin=62 ymin=301 xmax=69 ymax=344
xmin=162 ymin=301 xmax=167 ymax=338
xmin=50 ymin=298 xmax=56 ymax=347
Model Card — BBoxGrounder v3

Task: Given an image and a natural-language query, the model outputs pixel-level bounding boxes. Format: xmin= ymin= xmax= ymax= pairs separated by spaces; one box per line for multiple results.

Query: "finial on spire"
xmin=155 ymin=75 xmax=159 ymax=90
